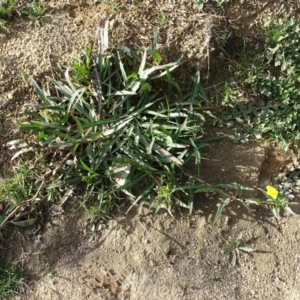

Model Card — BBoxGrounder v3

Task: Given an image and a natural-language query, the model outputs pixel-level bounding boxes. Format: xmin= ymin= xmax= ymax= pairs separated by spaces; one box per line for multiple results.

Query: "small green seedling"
xmin=209 ymin=276 xmax=221 ymax=283
xmin=222 ymin=233 xmax=256 ymax=267
xmin=48 ymin=271 xmax=56 ymax=278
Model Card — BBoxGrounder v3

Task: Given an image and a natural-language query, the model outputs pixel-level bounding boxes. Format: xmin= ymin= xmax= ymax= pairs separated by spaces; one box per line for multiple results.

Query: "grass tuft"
xmin=9 ymin=19 xmax=214 ymax=218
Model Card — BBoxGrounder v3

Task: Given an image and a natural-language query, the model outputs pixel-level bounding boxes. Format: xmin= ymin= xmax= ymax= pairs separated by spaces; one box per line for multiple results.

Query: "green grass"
xmin=0 ymin=259 xmax=23 ymax=299
xmin=0 ymin=163 xmax=41 ymax=230
xmin=2 ymin=18 xmax=294 ymax=232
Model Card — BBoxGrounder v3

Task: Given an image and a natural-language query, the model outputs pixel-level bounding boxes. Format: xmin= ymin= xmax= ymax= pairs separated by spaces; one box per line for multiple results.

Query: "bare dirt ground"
xmin=1 ymin=0 xmax=300 ymax=299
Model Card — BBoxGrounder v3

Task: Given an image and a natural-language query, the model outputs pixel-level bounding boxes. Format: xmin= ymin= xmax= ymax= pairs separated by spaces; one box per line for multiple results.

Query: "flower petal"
xmin=266 ymin=185 xmax=279 ymax=199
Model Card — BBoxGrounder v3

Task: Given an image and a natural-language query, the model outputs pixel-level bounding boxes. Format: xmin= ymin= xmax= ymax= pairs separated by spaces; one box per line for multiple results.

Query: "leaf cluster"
xmin=217 ymin=18 xmax=300 ymax=150
xmin=222 ymin=233 xmax=256 ymax=267
xmin=0 ymin=0 xmax=48 ymax=34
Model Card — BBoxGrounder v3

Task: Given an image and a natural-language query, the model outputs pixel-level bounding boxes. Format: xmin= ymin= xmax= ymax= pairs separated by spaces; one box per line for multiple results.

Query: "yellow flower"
xmin=266 ymin=185 xmax=279 ymax=199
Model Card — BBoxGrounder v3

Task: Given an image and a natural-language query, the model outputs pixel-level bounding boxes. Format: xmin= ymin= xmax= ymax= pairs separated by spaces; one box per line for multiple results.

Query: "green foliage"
xmin=0 ymin=259 xmax=23 ymax=299
xmin=22 ymin=0 xmax=49 ymax=25
xmin=222 ymin=233 xmax=256 ymax=267
xmin=0 ymin=0 xmax=48 ymax=34
xmin=217 ymin=18 xmax=300 ymax=150
xmin=0 ymin=0 xmax=18 ymax=19
xmin=265 ymin=19 xmax=300 ymax=80
xmin=11 ymin=19 xmax=216 ymax=218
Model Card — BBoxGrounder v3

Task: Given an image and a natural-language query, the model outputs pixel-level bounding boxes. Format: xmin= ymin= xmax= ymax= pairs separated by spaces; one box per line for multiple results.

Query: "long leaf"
xmin=213 ymin=198 xmax=229 ymax=224
xmin=10 ymin=218 xmax=37 ymax=227
xmin=31 ymin=79 xmax=52 ymax=105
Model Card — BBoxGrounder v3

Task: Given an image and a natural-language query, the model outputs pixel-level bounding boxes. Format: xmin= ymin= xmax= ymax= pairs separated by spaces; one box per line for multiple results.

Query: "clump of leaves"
xmin=0 ymin=0 xmax=18 ymax=19
xmin=22 ymin=0 xmax=49 ymax=25
xmin=217 ymin=18 xmax=300 ymax=150
xmin=265 ymin=18 xmax=300 ymax=80
xmin=0 ymin=0 xmax=48 ymax=34
xmin=0 ymin=259 xmax=23 ymax=299
xmin=222 ymin=233 xmax=256 ymax=267
xmin=10 ymin=19 xmax=218 ymax=218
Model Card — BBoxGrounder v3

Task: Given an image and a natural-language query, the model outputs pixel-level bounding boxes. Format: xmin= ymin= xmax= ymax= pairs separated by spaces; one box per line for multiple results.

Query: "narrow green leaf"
xmin=103 ymin=117 xmax=133 ymax=136
xmin=67 ymin=87 xmax=86 ymax=113
xmin=80 ymin=159 xmax=95 ymax=174
xmin=195 ymin=186 xmax=218 ymax=193
xmin=239 ymin=246 xmax=256 ymax=252
xmin=215 ymin=183 xmax=254 ymax=191
xmin=235 ymin=183 xmax=242 ymax=197
xmin=222 ymin=247 xmax=232 ymax=253
xmin=271 ymin=206 xmax=280 ymax=219
xmin=81 ymin=117 xmax=120 ymax=129
xmin=213 ymin=198 xmax=228 ymax=224
xmin=138 ymin=48 xmax=147 ymax=76
xmin=231 ymin=253 xmax=237 ymax=267
xmin=284 ymin=206 xmax=296 ymax=215
xmin=117 ymin=51 xmax=127 ymax=82
xmin=31 ymin=79 xmax=52 ymax=105
xmin=0 ymin=214 xmax=7 ymax=223
xmin=10 ymin=218 xmax=37 ymax=227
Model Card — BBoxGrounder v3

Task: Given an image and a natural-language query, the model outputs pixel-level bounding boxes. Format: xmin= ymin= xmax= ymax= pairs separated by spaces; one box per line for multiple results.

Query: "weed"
xmin=222 ymin=233 xmax=256 ymax=267
xmin=0 ymin=147 xmax=55 ymax=231
xmin=0 ymin=0 xmax=18 ymax=19
xmin=18 ymin=68 xmax=31 ymax=86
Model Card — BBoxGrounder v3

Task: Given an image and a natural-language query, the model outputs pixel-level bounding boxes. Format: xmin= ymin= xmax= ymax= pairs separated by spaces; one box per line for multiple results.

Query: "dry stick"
xmin=138 ymin=220 xmax=170 ymax=265
xmin=92 ymin=65 xmax=103 ymax=120
xmin=48 ymin=43 xmax=60 ymax=98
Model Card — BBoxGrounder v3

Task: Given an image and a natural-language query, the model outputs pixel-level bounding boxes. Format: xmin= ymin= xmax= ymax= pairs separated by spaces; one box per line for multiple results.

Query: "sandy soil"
xmin=1 ymin=0 xmax=300 ymax=299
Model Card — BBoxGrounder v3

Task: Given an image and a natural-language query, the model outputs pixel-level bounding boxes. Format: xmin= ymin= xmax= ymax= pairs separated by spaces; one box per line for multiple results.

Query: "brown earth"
xmin=1 ymin=0 xmax=300 ymax=299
